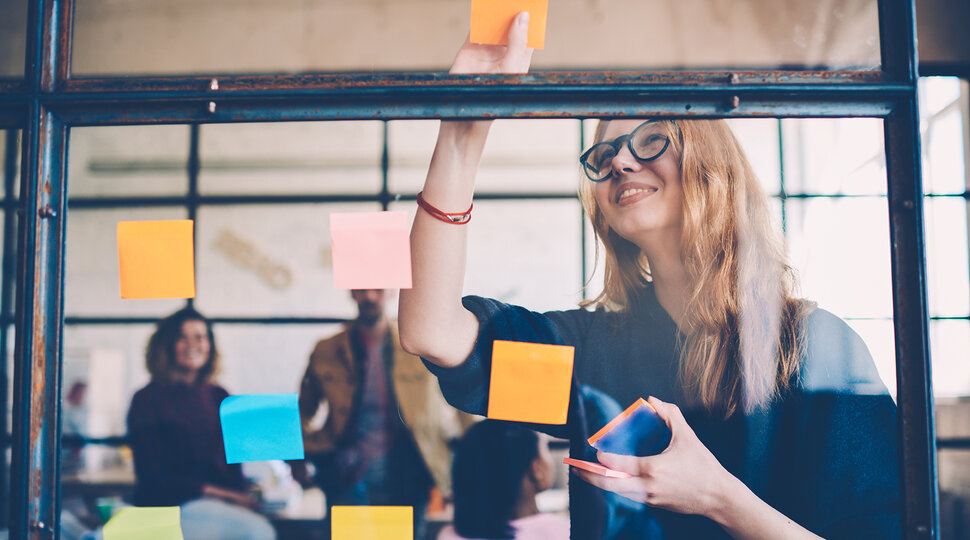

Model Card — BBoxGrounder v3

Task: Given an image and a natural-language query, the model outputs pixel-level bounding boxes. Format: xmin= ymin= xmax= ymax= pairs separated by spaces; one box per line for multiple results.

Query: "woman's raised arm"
xmin=399 ymin=12 xmax=534 ymax=367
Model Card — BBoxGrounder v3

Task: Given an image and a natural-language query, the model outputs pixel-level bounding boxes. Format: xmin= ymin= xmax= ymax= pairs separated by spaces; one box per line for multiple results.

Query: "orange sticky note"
xmin=487 ymin=340 xmax=573 ymax=424
xmin=331 ymin=506 xmax=413 ymax=540
xmin=330 ymin=211 xmax=412 ymax=290
xmin=117 ymin=220 xmax=195 ymax=299
xmin=563 ymin=457 xmax=632 ymax=479
xmin=470 ymin=0 xmax=549 ymax=50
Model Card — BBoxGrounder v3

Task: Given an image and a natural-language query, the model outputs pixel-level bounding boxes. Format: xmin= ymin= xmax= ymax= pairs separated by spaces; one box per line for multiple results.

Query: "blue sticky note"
xmin=587 ymin=398 xmax=671 ymax=457
xmin=219 ymin=394 xmax=305 ymax=464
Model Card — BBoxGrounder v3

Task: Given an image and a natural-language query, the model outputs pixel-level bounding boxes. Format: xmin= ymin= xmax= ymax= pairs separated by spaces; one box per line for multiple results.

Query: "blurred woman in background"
xmin=127 ymin=307 xmax=276 ymax=540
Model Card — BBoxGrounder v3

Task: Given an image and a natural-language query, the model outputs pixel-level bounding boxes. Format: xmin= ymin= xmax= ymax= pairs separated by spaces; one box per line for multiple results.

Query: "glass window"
xmin=64 ymin=207 xmax=189 ymax=317
xmin=71 ymin=0 xmax=880 ymax=76
xmin=389 ymin=119 xmax=582 ymax=195
xmin=199 ymin=122 xmax=383 ymax=195
xmin=781 ymin=118 xmax=887 ymax=195
xmin=392 ymin=198 xmax=584 ymax=313
xmin=0 ymin=0 xmax=28 ymax=78
xmin=68 ymin=126 xmax=190 ymax=197
xmin=194 ymin=203 xmax=380 ymax=318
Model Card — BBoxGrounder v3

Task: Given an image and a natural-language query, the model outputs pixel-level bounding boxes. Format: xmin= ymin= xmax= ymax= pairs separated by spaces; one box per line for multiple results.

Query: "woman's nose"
xmin=611 ymin=144 xmax=642 ymax=177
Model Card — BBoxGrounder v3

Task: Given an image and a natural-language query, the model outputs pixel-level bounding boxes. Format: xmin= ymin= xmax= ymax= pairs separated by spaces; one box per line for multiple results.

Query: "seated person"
xmin=126 ymin=307 xmax=276 ymax=540
xmin=437 ymin=420 xmax=569 ymax=540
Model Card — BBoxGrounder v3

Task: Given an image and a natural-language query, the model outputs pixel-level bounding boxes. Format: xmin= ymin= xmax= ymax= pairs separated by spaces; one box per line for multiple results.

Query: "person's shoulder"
xmin=130 ymin=381 xmax=163 ymax=403
xmin=203 ymin=382 xmax=230 ymax=399
xmin=309 ymin=325 xmax=352 ymax=357
xmin=798 ymin=307 xmax=888 ymax=395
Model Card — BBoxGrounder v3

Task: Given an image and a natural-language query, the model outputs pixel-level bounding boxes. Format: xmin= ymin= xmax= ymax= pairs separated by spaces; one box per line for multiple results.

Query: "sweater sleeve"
xmin=421 ymin=295 xmax=594 ymax=437
xmin=786 ymin=309 xmax=902 ymax=539
xmin=127 ymin=389 xmax=204 ymax=505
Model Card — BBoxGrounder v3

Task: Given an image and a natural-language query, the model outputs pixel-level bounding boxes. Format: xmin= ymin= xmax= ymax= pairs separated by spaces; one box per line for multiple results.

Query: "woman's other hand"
xmin=575 ymin=396 xmax=739 ymax=517
xmin=450 ymin=11 xmax=534 ymax=75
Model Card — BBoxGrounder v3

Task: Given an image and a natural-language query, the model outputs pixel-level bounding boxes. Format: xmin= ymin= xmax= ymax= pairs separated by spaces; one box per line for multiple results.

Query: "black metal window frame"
xmin=0 ymin=0 xmax=940 ymax=539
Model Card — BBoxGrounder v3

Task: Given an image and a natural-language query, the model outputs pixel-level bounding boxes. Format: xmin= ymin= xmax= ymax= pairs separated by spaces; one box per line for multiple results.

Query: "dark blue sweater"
xmin=423 ymin=286 xmax=901 ymax=539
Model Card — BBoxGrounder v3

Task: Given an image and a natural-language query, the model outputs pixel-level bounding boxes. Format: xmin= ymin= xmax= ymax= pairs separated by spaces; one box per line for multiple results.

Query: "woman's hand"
xmin=575 ymin=396 xmax=736 ymax=517
xmin=576 ymin=397 xmax=822 ymax=539
xmin=450 ymin=11 xmax=534 ymax=75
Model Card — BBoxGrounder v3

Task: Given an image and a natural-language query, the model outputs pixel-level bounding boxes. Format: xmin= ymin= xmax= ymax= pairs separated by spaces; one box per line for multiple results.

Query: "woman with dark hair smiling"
xmin=437 ymin=420 xmax=568 ymax=540
xmin=127 ymin=307 xmax=275 ymax=540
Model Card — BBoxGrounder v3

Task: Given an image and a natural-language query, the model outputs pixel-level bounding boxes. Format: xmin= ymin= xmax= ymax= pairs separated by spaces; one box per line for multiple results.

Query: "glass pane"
xmin=391 ymin=199 xmax=585 ymax=313
xmin=781 ymin=118 xmax=886 ymax=195
xmin=0 ymin=0 xmax=27 ymax=78
xmin=69 ymin=126 xmax=190 ymax=197
xmin=71 ymin=0 xmax=880 ymax=75
xmin=194 ymin=203 xmax=379 ymax=318
xmin=64 ymin=207 xmax=189 ymax=317
xmin=1 ymin=128 xmax=22 ymax=199
xmin=919 ymin=77 xmax=968 ymax=195
xmin=199 ymin=122 xmax=383 ymax=195
xmin=786 ymin=198 xmax=894 ymax=319
xmin=208 ymin=324 xmax=336 ymax=395
xmin=924 ymin=197 xmax=970 ymax=319
xmin=930 ymin=321 xmax=970 ymax=397
xmin=389 ymin=119 xmax=582 ymax=195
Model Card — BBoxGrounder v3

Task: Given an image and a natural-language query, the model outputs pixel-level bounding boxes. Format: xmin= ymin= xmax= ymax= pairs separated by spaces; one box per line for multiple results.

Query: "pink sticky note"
xmin=330 ymin=211 xmax=412 ymax=290
xmin=563 ymin=457 xmax=631 ymax=478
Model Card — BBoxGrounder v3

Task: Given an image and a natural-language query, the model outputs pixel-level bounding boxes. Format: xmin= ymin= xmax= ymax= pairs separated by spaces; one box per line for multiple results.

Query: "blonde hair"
xmin=579 ymin=119 xmax=808 ymax=417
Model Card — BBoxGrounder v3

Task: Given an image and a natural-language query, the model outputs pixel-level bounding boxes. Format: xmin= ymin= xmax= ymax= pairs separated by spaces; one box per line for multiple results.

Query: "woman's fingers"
xmin=597 ymin=451 xmax=647 ymax=475
xmin=503 ymin=11 xmax=534 ymax=74
xmin=574 ymin=469 xmax=649 ymax=504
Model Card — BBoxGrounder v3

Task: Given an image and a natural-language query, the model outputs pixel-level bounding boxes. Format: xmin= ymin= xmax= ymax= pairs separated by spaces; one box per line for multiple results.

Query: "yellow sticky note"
xmin=332 ymin=506 xmax=413 ymax=540
xmin=117 ymin=220 xmax=195 ymax=299
xmin=487 ymin=340 xmax=574 ymax=424
xmin=470 ymin=0 xmax=549 ymax=50
xmin=104 ymin=507 xmax=184 ymax=540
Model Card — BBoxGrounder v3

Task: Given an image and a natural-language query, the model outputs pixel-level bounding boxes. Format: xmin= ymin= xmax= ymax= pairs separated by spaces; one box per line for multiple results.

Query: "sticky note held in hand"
xmin=563 ymin=457 xmax=631 ymax=479
xmin=588 ymin=398 xmax=672 ymax=456
xmin=332 ymin=506 xmax=413 ymax=540
xmin=219 ymin=394 xmax=305 ymax=464
xmin=117 ymin=220 xmax=195 ymax=299
xmin=330 ymin=211 xmax=412 ymax=290
xmin=470 ymin=0 xmax=549 ymax=49
xmin=487 ymin=340 xmax=574 ymax=424
xmin=103 ymin=506 xmax=183 ymax=540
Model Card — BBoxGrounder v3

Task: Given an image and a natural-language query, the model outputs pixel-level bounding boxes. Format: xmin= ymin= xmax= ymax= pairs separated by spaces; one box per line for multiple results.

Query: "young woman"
xmin=437 ymin=421 xmax=569 ymax=540
xmin=127 ymin=307 xmax=276 ymax=540
xmin=400 ymin=12 xmax=900 ymax=540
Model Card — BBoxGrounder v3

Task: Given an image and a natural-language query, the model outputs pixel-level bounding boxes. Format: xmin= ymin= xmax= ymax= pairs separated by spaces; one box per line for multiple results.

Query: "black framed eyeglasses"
xmin=579 ymin=120 xmax=671 ymax=182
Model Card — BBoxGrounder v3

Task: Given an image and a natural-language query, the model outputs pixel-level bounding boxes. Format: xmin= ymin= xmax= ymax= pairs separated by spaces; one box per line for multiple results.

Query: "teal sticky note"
xmin=219 ymin=394 xmax=305 ymax=464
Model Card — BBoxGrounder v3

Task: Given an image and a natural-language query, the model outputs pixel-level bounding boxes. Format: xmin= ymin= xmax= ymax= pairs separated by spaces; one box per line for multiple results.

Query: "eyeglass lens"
xmin=583 ymin=122 xmax=669 ymax=181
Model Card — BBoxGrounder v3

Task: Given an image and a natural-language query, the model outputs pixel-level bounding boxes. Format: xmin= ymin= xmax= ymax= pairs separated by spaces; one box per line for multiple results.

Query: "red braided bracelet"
xmin=416 ymin=191 xmax=473 ymax=225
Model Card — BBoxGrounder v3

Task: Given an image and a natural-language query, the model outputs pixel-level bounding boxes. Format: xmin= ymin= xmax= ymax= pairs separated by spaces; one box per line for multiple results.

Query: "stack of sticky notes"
xmin=470 ymin=0 xmax=549 ymax=49
xmin=117 ymin=220 xmax=196 ymax=299
xmin=103 ymin=506 xmax=183 ymax=540
xmin=588 ymin=398 xmax=672 ymax=456
xmin=219 ymin=394 xmax=305 ymax=464
xmin=487 ymin=340 xmax=574 ymax=425
xmin=332 ymin=506 xmax=413 ymax=540
xmin=330 ymin=211 xmax=412 ymax=290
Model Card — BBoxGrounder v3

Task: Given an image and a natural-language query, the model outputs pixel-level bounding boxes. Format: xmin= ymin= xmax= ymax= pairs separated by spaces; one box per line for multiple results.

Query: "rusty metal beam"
xmin=878 ymin=0 xmax=939 ymax=539
xmin=10 ymin=102 xmax=68 ymax=540
xmin=9 ymin=0 xmax=71 ymax=538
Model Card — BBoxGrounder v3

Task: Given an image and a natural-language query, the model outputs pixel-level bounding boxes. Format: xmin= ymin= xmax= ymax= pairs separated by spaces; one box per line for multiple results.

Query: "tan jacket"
xmin=298 ymin=321 xmax=473 ymax=497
